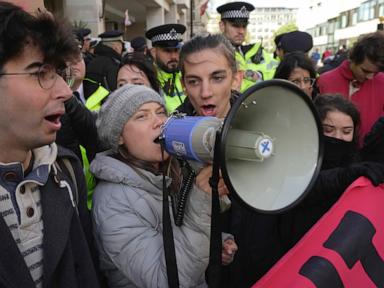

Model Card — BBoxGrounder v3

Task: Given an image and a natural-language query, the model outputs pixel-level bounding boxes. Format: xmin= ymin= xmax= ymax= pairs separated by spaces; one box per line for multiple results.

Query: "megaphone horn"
xmin=160 ymin=79 xmax=323 ymax=213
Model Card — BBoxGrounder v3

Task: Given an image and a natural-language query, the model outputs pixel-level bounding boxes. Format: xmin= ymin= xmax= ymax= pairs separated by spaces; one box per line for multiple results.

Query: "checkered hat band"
xmin=222 ymin=10 xmax=250 ymax=19
xmin=151 ymin=33 xmax=182 ymax=43
xmin=101 ymin=36 xmax=124 ymax=42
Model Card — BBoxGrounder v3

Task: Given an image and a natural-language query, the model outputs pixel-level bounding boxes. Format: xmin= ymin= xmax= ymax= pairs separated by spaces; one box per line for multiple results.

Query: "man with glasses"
xmin=0 ymin=2 xmax=99 ymax=287
xmin=318 ymin=31 xmax=384 ymax=144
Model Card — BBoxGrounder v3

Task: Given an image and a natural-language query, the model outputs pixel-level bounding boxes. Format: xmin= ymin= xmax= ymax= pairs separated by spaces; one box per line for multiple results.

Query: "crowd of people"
xmin=1 ymin=0 xmax=384 ymax=287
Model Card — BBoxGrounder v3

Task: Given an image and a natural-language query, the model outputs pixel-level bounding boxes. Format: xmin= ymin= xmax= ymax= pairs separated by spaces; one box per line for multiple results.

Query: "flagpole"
xmin=190 ymin=0 xmax=194 ymax=38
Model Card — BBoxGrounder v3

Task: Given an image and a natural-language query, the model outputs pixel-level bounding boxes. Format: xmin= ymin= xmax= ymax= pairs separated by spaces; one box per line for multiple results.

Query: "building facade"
xmin=301 ymin=0 xmax=384 ymax=54
xmin=44 ymin=0 xmax=191 ymax=44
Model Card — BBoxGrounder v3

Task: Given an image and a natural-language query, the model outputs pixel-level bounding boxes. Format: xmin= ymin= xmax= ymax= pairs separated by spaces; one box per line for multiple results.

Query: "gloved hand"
xmin=347 ymin=161 xmax=384 ymax=186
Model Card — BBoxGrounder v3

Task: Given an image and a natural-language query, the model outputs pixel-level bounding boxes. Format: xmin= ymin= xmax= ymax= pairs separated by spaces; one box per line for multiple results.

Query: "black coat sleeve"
xmin=280 ymin=162 xmax=384 ymax=250
xmin=361 ymin=116 xmax=384 ymax=163
xmin=64 ymin=95 xmax=101 ymax=161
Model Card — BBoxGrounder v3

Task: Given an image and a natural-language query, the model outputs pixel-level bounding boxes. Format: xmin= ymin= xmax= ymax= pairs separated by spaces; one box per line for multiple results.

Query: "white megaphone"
xmin=159 ymin=80 xmax=323 ymax=213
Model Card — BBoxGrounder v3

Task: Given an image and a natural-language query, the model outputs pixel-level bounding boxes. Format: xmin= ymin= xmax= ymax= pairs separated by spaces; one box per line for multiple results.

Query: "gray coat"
xmin=91 ymin=152 xmax=211 ymax=288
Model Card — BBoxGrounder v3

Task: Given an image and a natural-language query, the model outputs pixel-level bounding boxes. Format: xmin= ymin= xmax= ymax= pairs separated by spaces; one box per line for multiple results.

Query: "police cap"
xmin=130 ymin=36 xmax=147 ymax=51
xmin=279 ymin=31 xmax=313 ymax=53
xmin=217 ymin=1 xmax=255 ymax=25
xmin=98 ymin=30 xmax=124 ymax=43
xmin=145 ymin=24 xmax=186 ymax=48
xmin=75 ymin=28 xmax=91 ymax=40
xmin=274 ymin=32 xmax=287 ymax=48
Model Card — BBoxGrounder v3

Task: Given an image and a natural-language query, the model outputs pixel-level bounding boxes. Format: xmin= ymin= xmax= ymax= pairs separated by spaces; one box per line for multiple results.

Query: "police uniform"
xmin=84 ymin=30 xmax=124 ymax=110
xmin=74 ymin=28 xmax=95 ymax=65
xmin=217 ymin=2 xmax=276 ymax=92
xmin=145 ymin=24 xmax=186 ymax=112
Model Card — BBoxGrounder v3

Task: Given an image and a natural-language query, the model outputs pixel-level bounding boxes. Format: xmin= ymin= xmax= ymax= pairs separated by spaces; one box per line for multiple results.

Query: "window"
xmin=379 ymin=0 xmax=384 ymax=17
xmin=351 ymin=10 xmax=358 ymax=25
xmin=358 ymin=0 xmax=375 ymax=21
xmin=340 ymin=14 xmax=348 ymax=28
xmin=328 ymin=19 xmax=336 ymax=33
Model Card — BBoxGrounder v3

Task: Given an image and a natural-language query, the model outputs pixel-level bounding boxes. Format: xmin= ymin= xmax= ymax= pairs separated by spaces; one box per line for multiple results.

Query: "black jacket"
xmin=361 ymin=116 xmax=384 ymax=163
xmin=0 ymin=146 xmax=100 ymax=288
xmin=56 ymin=95 xmax=100 ymax=164
xmin=84 ymin=44 xmax=121 ymax=99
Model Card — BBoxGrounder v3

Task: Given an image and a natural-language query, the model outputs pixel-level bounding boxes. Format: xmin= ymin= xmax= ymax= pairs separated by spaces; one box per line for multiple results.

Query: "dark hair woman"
xmin=274 ymin=51 xmax=318 ymax=99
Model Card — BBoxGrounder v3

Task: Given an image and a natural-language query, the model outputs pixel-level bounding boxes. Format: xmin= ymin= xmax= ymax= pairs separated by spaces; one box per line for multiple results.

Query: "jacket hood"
xmin=90 ymin=150 xmax=171 ymax=193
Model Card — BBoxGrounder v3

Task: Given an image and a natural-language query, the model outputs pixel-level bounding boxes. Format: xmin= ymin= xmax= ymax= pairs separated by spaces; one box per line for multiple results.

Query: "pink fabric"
xmin=317 ymin=60 xmax=384 ymax=145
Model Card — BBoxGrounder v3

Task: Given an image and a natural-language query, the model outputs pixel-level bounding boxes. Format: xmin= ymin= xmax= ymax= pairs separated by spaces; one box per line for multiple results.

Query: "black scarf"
xmin=321 ymin=136 xmax=358 ymax=170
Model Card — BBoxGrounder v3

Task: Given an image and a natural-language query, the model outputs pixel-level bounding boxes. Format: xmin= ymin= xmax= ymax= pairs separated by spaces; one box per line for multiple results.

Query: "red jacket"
xmin=317 ymin=60 xmax=384 ymax=145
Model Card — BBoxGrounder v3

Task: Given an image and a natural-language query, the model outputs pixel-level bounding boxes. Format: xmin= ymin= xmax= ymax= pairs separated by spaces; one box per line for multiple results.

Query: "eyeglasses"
xmin=0 ymin=64 xmax=75 ymax=89
xmin=289 ymin=77 xmax=316 ymax=88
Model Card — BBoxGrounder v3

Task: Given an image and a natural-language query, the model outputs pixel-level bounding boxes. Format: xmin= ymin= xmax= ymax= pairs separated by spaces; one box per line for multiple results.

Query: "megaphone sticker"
xmin=202 ymin=127 xmax=217 ymax=158
xmin=171 ymin=141 xmax=187 ymax=157
xmin=258 ymin=138 xmax=274 ymax=159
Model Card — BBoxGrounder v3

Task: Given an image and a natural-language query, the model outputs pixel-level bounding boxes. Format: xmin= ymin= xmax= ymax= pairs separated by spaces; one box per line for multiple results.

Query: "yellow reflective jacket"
xmin=236 ymin=43 xmax=277 ymax=92
xmin=157 ymin=69 xmax=186 ymax=113
xmin=83 ymin=79 xmax=109 ymax=209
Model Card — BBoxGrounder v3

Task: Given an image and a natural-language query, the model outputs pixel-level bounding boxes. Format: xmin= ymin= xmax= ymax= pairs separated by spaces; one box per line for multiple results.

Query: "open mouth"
xmin=44 ymin=113 xmax=62 ymax=126
xmin=201 ymin=104 xmax=216 ymax=116
xmin=154 ymin=134 xmax=164 ymax=144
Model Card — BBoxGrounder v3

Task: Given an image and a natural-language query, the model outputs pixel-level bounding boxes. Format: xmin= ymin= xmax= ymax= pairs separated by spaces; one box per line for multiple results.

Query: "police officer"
xmin=74 ymin=28 xmax=96 ymax=65
xmin=275 ymin=30 xmax=313 ymax=60
xmin=217 ymin=1 xmax=276 ymax=92
xmin=145 ymin=24 xmax=186 ymax=112
xmin=84 ymin=31 xmax=124 ymax=106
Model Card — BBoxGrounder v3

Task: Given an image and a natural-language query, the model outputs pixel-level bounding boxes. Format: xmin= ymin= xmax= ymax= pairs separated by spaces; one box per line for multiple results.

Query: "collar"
xmin=338 ymin=60 xmax=355 ymax=81
xmin=0 ymin=144 xmax=58 ymax=189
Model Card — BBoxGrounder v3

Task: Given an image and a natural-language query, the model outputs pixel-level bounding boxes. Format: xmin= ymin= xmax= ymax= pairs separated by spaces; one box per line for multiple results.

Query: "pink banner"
xmin=253 ymin=177 xmax=384 ymax=288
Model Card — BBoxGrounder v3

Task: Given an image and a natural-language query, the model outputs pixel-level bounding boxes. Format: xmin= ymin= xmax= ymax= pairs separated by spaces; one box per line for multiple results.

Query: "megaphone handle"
xmin=206 ymin=131 xmax=222 ymax=288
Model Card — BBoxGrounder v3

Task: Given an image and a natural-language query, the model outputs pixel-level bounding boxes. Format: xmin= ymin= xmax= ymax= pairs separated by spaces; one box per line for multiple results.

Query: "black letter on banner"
xmin=324 ymin=210 xmax=384 ymax=287
xmin=299 ymin=256 xmax=344 ymax=288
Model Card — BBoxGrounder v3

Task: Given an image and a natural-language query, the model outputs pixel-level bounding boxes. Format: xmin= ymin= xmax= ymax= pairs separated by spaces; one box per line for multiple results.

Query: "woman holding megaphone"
xmin=90 ymin=84 xmax=227 ymax=287
xmin=176 ymin=34 xmax=384 ymax=288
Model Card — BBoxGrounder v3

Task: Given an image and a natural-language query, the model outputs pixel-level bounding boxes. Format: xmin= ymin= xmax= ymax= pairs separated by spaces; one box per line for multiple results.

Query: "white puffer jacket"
xmin=91 ymin=151 xmax=211 ymax=288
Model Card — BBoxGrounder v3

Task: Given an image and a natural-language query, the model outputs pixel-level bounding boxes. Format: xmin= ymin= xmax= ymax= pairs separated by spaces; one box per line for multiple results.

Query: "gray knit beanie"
xmin=96 ymin=84 xmax=165 ymax=152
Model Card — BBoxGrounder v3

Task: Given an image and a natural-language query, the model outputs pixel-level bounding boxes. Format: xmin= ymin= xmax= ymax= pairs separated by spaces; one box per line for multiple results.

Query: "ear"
xmin=118 ymin=135 xmax=124 ymax=146
xmin=219 ymin=21 xmax=225 ymax=33
xmin=150 ymin=47 xmax=156 ymax=59
xmin=231 ymin=71 xmax=243 ymax=92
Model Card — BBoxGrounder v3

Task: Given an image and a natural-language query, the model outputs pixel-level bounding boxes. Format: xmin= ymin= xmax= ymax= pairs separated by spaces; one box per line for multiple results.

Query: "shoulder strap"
xmin=61 ymin=158 xmax=79 ymax=206
xmin=54 ymin=158 xmax=79 ymax=208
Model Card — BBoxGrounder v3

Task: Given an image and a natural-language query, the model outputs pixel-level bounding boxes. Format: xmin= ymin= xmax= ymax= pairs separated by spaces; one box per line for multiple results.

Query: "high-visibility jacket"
xmin=157 ymin=69 xmax=186 ymax=113
xmin=236 ymin=43 xmax=277 ymax=92
xmin=83 ymin=79 xmax=109 ymax=209
xmin=84 ymin=79 xmax=110 ymax=111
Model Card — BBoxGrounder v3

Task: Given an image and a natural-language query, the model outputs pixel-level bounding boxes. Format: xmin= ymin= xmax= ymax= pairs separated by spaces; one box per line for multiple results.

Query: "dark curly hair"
xmin=0 ymin=2 xmax=79 ymax=72
xmin=349 ymin=31 xmax=384 ymax=71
